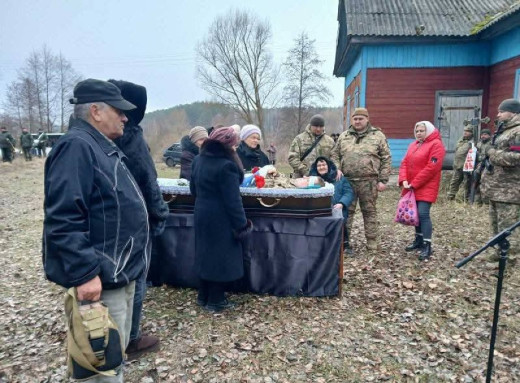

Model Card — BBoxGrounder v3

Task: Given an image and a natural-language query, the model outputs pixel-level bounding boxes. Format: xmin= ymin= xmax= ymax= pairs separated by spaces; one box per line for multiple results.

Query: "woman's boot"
xmin=419 ymin=241 xmax=432 ymax=261
xmin=405 ymin=234 xmax=423 ymax=251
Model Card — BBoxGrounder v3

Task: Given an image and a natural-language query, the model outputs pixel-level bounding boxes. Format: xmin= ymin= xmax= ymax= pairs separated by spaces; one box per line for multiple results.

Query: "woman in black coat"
xmin=236 ymin=124 xmax=270 ymax=171
xmin=190 ymin=126 xmax=252 ymax=312
xmin=180 ymin=126 xmax=208 ymax=180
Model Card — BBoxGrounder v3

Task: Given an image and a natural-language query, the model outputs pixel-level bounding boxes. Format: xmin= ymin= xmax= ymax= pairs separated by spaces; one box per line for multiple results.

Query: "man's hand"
xmin=376 ymin=182 xmax=387 ymax=192
xmin=402 ymin=180 xmax=411 ymax=189
xmin=76 ymin=276 xmax=102 ymax=301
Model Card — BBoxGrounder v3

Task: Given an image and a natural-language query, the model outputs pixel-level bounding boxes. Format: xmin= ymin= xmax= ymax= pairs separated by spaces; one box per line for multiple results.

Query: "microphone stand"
xmin=456 ymin=220 xmax=520 ymax=383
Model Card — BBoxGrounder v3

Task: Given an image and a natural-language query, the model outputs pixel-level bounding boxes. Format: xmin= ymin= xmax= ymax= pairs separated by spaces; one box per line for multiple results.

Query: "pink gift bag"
xmin=395 ymin=190 xmax=419 ymax=226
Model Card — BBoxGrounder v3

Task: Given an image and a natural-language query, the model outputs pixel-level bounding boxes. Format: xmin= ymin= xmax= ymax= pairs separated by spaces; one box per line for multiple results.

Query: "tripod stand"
xmin=456 ymin=220 xmax=520 ymax=383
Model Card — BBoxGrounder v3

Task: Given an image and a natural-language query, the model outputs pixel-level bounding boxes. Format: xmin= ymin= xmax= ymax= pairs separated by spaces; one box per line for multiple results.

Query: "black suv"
xmin=163 ymin=143 xmax=182 ymax=167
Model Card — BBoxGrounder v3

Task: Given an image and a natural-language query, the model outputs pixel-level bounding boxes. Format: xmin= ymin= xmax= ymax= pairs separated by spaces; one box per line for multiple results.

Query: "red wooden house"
xmin=334 ymin=0 xmax=520 ymax=166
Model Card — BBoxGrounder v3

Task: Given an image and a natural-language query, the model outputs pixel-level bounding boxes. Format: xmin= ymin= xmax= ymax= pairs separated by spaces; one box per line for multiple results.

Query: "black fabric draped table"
xmin=149 ymin=213 xmax=343 ymax=297
xmin=149 ymin=179 xmax=344 ymax=297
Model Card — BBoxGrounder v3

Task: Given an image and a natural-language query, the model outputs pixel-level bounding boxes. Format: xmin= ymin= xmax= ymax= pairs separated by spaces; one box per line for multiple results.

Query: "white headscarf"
xmin=414 ymin=121 xmax=436 ymax=141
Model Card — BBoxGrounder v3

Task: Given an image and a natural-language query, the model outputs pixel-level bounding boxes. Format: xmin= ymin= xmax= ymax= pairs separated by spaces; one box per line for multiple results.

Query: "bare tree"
xmin=3 ymin=47 xmax=81 ymax=133
xmin=57 ymin=52 xmax=81 ymax=131
xmin=283 ymin=32 xmax=332 ymax=134
xmin=196 ymin=9 xmax=279 ymax=135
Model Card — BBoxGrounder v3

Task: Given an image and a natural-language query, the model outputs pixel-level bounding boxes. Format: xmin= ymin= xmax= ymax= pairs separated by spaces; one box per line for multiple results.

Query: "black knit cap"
xmin=498 ymin=98 xmax=520 ymax=114
xmin=69 ymin=79 xmax=136 ymax=111
xmin=310 ymin=114 xmax=325 ymax=127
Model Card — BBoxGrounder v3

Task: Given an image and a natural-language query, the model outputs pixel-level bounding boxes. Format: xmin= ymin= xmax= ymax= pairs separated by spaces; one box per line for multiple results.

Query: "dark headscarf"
xmin=309 ymin=156 xmax=337 ymax=183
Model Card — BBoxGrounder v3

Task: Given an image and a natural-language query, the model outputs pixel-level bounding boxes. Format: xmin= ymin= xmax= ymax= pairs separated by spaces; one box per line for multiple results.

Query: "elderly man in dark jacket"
xmin=43 ymin=78 xmax=149 ymax=382
xmin=108 ymin=79 xmax=169 ymax=360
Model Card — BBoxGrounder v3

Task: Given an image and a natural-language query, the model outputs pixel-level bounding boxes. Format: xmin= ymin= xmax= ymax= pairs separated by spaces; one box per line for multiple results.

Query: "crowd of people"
xmin=25 ymin=76 xmax=518 ymax=381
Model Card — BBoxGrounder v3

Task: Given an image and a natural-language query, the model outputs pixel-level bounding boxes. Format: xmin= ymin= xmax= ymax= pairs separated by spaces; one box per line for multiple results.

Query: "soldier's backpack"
xmin=64 ymin=288 xmax=124 ymax=380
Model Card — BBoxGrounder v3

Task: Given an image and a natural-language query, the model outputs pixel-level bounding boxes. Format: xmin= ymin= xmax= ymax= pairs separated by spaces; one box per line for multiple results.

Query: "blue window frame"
xmin=515 ymin=68 xmax=520 ymax=99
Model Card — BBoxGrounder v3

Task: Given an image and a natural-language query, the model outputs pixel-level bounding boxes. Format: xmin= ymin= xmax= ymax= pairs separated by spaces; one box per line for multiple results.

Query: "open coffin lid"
xmin=158 ymin=178 xmax=334 ymax=218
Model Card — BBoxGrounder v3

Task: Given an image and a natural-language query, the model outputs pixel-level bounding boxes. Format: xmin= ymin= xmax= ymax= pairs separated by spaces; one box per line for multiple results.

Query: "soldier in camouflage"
xmin=447 ymin=126 xmax=473 ymax=201
xmin=330 ymin=107 xmax=392 ymax=252
xmin=0 ymin=126 xmax=16 ymax=163
xmin=20 ymin=128 xmax=34 ymax=161
xmin=481 ymin=98 xmax=520 ymax=265
xmin=288 ymin=114 xmax=335 ymax=178
xmin=473 ymin=128 xmax=492 ymax=204
xmin=36 ymin=129 xmax=48 ymax=158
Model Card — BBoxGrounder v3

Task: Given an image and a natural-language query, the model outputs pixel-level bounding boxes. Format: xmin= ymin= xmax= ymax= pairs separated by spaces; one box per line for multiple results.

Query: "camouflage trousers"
xmin=447 ymin=169 xmax=471 ymax=201
xmin=489 ymin=201 xmax=520 ymax=260
xmin=346 ymin=179 xmax=379 ymax=248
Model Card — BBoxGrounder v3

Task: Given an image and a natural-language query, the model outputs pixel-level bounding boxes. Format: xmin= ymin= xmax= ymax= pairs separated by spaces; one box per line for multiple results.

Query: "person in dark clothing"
xmin=236 ymin=124 xmax=269 ymax=171
xmin=20 ymin=128 xmax=34 ymax=161
xmin=43 ymin=78 xmax=147 ymax=382
xmin=0 ymin=126 xmax=16 ymax=162
xmin=190 ymin=126 xmax=252 ymax=313
xmin=108 ymin=79 xmax=169 ymax=360
xmin=180 ymin=126 xmax=208 ymax=180
xmin=310 ymin=156 xmax=355 ymax=255
xmin=36 ymin=129 xmax=48 ymax=157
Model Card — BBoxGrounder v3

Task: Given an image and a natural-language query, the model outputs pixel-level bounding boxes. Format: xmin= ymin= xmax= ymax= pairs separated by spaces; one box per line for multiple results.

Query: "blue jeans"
xmin=129 ymin=272 xmax=146 ymax=342
xmin=415 ymin=201 xmax=432 ymax=241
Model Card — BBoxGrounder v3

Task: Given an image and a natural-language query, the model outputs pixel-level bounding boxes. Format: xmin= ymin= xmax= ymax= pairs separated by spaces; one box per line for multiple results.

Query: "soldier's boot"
xmin=405 ymin=234 xmax=424 ymax=252
xmin=418 ymin=241 xmax=432 ymax=261
xmin=366 ymin=239 xmax=380 ymax=252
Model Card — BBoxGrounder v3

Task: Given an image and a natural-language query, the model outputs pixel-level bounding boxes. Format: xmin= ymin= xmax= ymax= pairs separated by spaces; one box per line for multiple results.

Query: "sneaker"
xmin=204 ymin=299 xmax=237 ymax=313
xmin=126 ymin=335 xmax=160 ymax=361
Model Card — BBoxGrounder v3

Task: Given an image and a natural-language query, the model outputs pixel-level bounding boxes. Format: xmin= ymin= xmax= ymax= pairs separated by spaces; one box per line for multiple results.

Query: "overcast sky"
xmin=0 ymin=0 xmax=344 ymax=113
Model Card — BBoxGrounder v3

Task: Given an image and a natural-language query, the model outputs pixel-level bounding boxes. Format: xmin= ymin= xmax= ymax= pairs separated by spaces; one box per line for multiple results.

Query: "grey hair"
xmin=73 ymin=102 xmax=107 ymax=121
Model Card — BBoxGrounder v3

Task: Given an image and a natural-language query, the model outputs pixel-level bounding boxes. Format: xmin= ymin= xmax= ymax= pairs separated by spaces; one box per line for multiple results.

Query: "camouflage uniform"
xmin=0 ymin=130 xmax=16 ymax=162
xmin=330 ymin=124 xmax=392 ymax=250
xmin=20 ymin=131 xmax=34 ymax=161
xmin=481 ymin=114 xmax=520 ymax=262
xmin=288 ymin=125 xmax=335 ymax=178
xmin=447 ymin=136 xmax=472 ymax=201
xmin=473 ymin=138 xmax=492 ymax=204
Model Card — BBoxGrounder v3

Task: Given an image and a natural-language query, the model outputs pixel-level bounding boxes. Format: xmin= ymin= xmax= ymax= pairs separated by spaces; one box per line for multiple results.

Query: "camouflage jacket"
xmin=453 ymin=137 xmax=472 ymax=169
xmin=481 ymin=115 xmax=520 ymax=204
xmin=20 ymin=132 xmax=34 ymax=148
xmin=476 ymin=139 xmax=492 ymax=164
xmin=0 ymin=131 xmax=15 ymax=149
xmin=330 ymin=124 xmax=392 ymax=183
xmin=288 ymin=125 xmax=335 ymax=177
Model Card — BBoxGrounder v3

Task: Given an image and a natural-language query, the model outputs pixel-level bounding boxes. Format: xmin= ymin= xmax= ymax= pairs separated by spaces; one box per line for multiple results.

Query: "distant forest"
xmin=142 ymin=101 xmax=343 ymax=163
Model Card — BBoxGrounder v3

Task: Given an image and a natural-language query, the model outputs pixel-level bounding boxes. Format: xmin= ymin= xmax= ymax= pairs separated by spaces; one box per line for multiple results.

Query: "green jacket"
xmin=0 ymin=131 xmax=15 ymax=149
xmin=481 ymin=115 xmax=520 ymax=204
xmin=20 ymin=132 xmax=34 ymax=148
xmin=288 ymin=125 xmax=335 ymax=177
xmin=330 ymin=124 xmax=392 ymax=183
xmin=453 ymin=137 xmax=473 ymax=169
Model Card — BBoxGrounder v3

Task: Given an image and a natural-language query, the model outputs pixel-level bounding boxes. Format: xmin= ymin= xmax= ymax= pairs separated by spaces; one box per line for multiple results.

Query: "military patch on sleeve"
xmin=431 ymin=157 xmax=438 ymax=163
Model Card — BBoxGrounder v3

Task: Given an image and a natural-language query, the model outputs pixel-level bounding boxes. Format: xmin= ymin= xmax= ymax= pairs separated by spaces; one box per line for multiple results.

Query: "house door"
xmin=435 ymin=90 xmax=483 ymax=168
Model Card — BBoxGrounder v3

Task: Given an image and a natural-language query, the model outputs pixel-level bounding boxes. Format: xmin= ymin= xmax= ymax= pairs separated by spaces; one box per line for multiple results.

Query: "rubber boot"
xmin=405 ymin=234 xmax=424 ymax=252
xmin=418 ymin=241 xmax=432 ymax=261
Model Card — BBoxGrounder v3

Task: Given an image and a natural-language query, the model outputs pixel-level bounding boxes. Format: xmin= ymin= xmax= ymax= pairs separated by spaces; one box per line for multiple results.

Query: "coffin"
xmin=158 ymin=178 xmax=334 ymax=218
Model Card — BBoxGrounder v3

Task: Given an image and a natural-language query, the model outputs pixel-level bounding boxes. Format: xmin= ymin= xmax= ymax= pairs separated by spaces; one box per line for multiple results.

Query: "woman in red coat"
xmin=398 ymin=121 xmax=446 ymax=260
